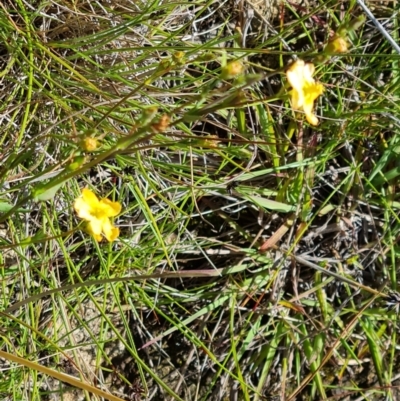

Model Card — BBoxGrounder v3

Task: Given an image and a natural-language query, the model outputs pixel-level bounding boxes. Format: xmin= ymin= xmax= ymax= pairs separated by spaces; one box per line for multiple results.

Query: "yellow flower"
xmin=286 ymin=60 xmax=324 ymax=126
xmin=74 ymin=188 xmax=121 ymax=242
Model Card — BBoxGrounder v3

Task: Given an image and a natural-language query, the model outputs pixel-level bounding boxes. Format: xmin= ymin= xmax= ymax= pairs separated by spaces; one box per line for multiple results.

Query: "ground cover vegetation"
xmin=0 ymin=0 xmax=399 ymax=400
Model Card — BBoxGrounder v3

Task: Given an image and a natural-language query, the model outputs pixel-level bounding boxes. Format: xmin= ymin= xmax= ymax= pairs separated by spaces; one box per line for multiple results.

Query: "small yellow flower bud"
xmin=151 ymin=114 xmax=170 ymax=133
xmin=325 ymin=35 xmax=349 ymax=54
xmin=220 ymin=61 xmax=244 ymax=80
xmin=173 ymin=51 xmax=185 ymax=64
xmin=81 ymin=137 xmax=98 ymax=152
xmin=199 ymin=135 xmax=220 ymax=148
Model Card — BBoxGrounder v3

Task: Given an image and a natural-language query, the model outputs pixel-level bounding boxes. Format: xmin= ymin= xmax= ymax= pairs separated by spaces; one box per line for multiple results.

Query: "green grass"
xmin=1 ymin=0 xmax=400 ymax=400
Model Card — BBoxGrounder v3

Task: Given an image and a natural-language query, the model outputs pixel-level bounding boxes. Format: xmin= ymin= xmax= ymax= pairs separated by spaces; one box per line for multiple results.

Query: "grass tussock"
xmin=0 ymin=0 xmax=400 ymax=400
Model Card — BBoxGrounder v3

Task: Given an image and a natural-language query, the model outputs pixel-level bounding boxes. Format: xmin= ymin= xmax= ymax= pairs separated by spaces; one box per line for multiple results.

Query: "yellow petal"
xmin=287 ymin=60 xmax=306 ymax=94
xmin=290 ymin=89 xmax=303 ymax=110
xmin=302 ymin=63 xmax=316 ymax=83
xmin=306 ymin=82 xmax=324 ymax=100
xmin=287 ymin=60 xmax=311 ymax=110
xmin=74 ymin=197 xmax=93 ymax=221
xmin=305 ymin=111 xmax=319 ymax=126
xmin=98 ymin=198 xmax=122 ymax=218
xmin=93 ymin=233 xmax=103 ymax=242
xmin=303 ymin=83 xmax=324 ymax=125
xmin=102 ymin=218 xmax=119 ymax=242
xmin=87 ymin=219 xmax=103 ymax=240
xmin=82 ymin=188 xmax=100 ymax=208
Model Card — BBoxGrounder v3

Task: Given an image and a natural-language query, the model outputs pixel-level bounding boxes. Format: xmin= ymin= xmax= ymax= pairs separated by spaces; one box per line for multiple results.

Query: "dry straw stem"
xmin=0 ymin=350 xmax=124 ymax=401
